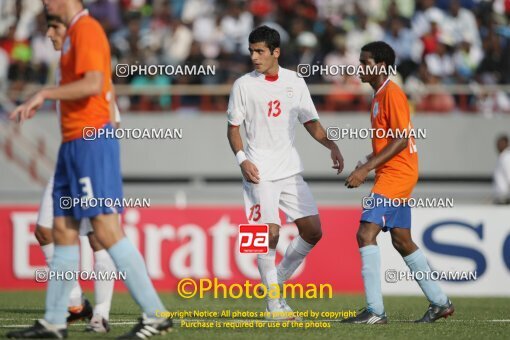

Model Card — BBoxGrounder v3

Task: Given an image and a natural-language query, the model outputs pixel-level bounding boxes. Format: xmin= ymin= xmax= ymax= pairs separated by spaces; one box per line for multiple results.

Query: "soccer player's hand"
xmin=345 ymin=166 xmax=369 ymax=188
xmin=240 ymin=160 xmax=260 ymax=184
xmin=331 ymin=147 xmax=344 ymax=174
xmin=9 ymin=92 xmax=45 ymax=124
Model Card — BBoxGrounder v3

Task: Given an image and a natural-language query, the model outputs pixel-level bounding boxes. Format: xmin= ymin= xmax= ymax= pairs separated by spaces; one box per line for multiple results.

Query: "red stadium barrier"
xmin=0 ymin=206 xmax=364 ymax=292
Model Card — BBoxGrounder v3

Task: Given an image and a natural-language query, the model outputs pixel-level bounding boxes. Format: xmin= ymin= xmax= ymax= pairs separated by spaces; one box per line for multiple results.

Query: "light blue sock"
xmin=360 ymin=245 xmax=384 ymax=315
xmin=107 ymin=237 xmax=165 ymax=318
xmin=403 ymin=249 xmax=448 ymax=306
xmin=44 ymin=245 xmax=79 ymax=325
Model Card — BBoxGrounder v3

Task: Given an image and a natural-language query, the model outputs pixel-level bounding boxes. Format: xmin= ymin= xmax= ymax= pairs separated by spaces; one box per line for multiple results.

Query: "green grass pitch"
xmin=1 ymin=291 xmax=509 ymax=339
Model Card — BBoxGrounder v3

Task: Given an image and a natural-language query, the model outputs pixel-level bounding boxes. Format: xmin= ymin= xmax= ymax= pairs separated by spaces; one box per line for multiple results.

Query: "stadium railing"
xmin=2 ymin=83 xmax=510 ymax=112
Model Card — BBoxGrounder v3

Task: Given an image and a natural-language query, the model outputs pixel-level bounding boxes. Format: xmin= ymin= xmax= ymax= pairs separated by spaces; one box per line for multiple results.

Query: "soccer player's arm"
xmin=304 ymin=121 xmax=344 ymax=174
xmin=9 ymin=23 xmax=106 ymax=122
xmin=356 ymin=153 xmax=374 ymax=169
xmin=300 ymin=83 xmax=344 ymax=174
xmin=40 ymin=72 xmax=103 ymax=101
xmin=226 ymin=81 xmax=259 ymax=183
xmin=346 ymin=91 xmax=409 ymax=188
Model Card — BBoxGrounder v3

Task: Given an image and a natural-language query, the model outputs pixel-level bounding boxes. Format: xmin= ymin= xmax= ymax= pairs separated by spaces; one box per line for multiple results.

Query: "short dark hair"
xmin=497 ymin=134 xmax=509 ymax=144
xmin=361 ymin=41 xmax=396 ymax=67
xmin=249 ymin=25 xmax=280 ymax=53
xmin=44 ymin=7 xmax=64 ymax=25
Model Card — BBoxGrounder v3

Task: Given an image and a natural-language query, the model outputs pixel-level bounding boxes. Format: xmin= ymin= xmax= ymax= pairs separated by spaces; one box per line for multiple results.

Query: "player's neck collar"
xmin=69 ymin=9 xmax=89 ymax=29
xmin=374 ymin=78 xmax=390 ymax=96
xmin=264 ymin=73 xmax=279 ymax=82
xmin=255 ymin=66 xmax=279 ymax=82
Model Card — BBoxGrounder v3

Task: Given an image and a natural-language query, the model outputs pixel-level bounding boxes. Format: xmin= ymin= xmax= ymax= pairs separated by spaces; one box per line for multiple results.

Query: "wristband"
xmin=236 ymin=150 xmax=247 ymax=165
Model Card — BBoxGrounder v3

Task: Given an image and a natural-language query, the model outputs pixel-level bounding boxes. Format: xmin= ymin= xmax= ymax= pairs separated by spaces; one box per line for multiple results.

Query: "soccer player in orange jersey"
xmin=32 ymin=12 xmax=122 ymax=333
xmin=342 ymin=41 xmax=454 ymax=324
xmin=7 ymin=1 xmax=171 ymax=338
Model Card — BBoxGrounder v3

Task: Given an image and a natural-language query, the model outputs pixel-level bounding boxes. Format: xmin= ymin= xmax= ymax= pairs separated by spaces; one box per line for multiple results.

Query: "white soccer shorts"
xmin=36 ymin=176 xmax=93 ymax=236
xmin=242 ymin=174 xmax=318 ymax=225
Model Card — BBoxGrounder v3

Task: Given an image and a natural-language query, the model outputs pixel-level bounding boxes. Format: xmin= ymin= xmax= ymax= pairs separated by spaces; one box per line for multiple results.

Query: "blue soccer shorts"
xmin=53 ymin=124 xmax=123 ymax=220
xmin=360 ymin=192 xmax=411 ymax=231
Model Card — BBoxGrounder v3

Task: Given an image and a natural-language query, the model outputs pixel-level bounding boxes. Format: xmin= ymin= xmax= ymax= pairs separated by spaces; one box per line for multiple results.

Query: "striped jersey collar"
xmin=374 ymin=78 xmax=390 ymax=96
xmin=69 ymin=9 xmax=89 ymax=29
xmin=254 ymin=67 xmax=280 ymax=82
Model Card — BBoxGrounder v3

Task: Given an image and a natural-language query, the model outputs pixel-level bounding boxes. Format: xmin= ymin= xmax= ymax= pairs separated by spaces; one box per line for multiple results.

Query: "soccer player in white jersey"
xmin=32 ymin=12 xmax=118 ymax=333
xmin=227 ymin=26 xmax=344 ymax=318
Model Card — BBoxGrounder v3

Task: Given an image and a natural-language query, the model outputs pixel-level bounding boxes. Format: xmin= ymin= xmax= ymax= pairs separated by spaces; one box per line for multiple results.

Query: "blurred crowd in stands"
xmin=1 ymin=0 xmax=510 ymax=113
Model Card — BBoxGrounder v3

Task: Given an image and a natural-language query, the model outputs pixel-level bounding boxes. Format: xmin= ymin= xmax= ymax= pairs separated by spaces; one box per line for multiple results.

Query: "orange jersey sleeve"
xmin=59 ymin=14 xmax=112 ymax=142
xmin=371 ymin=81 xmax=419 ymax=199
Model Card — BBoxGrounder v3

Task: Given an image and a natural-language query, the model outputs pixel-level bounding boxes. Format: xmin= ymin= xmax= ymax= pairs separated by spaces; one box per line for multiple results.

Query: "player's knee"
xmin=35 ymin=226 xmax=52 ymax=245
xmin=268 ymin=229 xmax=280 ymax=248
xmin=303 ymin=228 xmax=322 ymax=245
xmin=391 ymin=238 xmax=414 ymax=254
xmin=356 ymin=229 xmax=375 ymax=247
xmin=312 ymin=228 xmax=323 ymax=244
xmin=88 ymin=233 xmax=104 ymax=251
xmin=52 ymin=218 xmax=79 ymax=244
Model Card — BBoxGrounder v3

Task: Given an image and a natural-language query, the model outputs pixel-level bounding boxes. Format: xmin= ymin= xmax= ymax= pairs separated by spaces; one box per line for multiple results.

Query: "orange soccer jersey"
xmin=370 ymin=80 xmax=419 ymax=199
xmin=59 ymin=11 xmax=111 ymax=142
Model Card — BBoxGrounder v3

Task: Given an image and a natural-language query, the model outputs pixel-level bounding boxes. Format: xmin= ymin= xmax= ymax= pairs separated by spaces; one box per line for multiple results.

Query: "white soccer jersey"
xmin=227 ymin=67 xmax=319 ymax=181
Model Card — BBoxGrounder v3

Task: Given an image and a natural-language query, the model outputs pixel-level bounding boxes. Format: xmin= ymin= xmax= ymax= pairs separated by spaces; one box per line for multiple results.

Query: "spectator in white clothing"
xmin=493 ymin=134 xmax=510 ymax=204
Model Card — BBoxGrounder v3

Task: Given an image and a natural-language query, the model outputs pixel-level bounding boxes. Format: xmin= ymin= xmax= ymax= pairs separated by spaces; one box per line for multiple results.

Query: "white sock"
xmin=41 ymin=243 xmax=54 ymax=266
xmin=68 ymin=280 xmax=83 ymax=307
xmin=277 ymin=235 xmax=314 ymax=284
xmin=257 ymin=249 xmax=279 ymax=310
xmin=93 ymin=249 xmax=116 ymax=320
